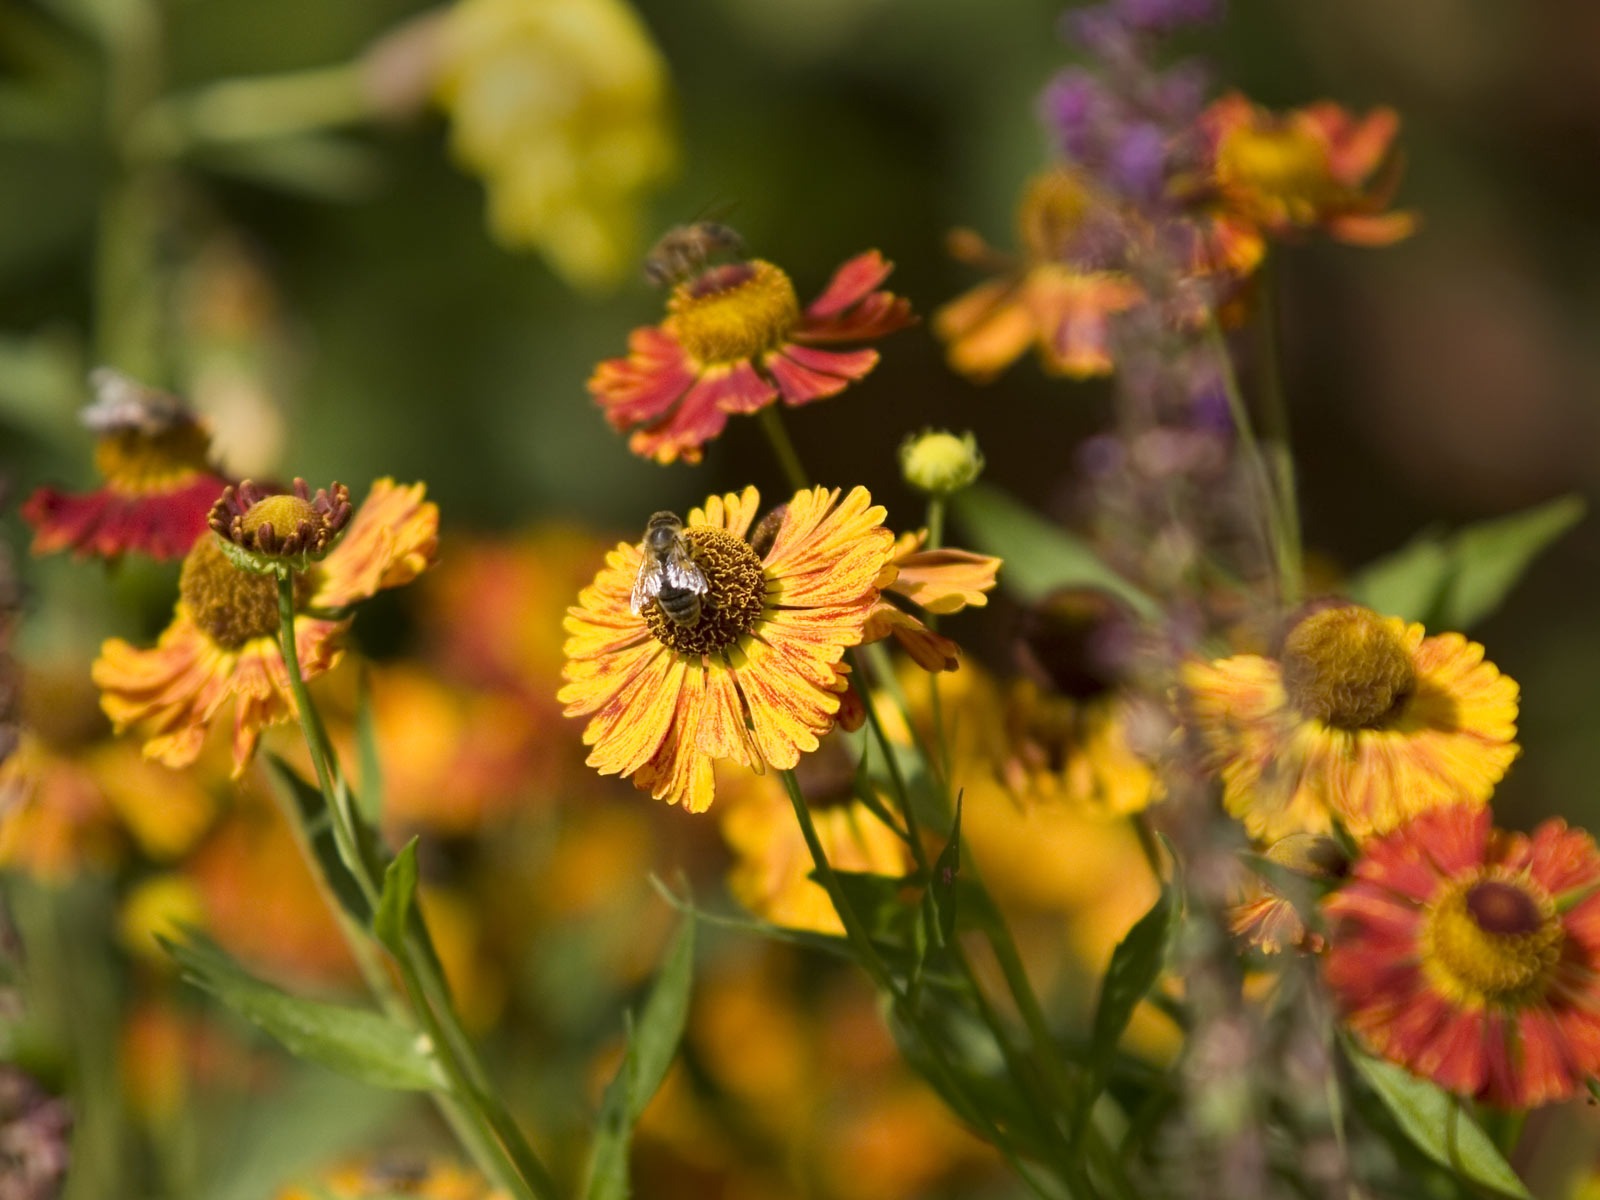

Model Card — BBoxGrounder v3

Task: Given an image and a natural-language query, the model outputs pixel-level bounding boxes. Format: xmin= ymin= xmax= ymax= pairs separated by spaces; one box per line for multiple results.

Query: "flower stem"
xmin=777 ymin=769 xmax=1067 ymax=1200
xmin=1254 ymin=255 xmax=1303 ymax=607
xmin=1204 ymin=318 xmax=1300 ymax=607
xmin=273 ymin=576 xmax=556 ymax=1200
xmin=757 ymin=406 xmax=811 ymax=492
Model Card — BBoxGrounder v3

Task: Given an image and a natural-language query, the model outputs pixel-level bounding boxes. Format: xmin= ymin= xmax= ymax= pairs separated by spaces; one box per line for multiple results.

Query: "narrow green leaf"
xmin=263 ymin=755 xmax=372 ymax=925
xmin=1348 ymin=1047 xmax=1532 ymax=1199
xmin=824 ymin=870 xmax=921 ymax=944
xmin=930 ymin=792 xmax=962 ymax=945
xmin=372 ymin=837 xmax=419 ymax=953
xmin=1346 ymin=496 xmax=1583 ymax=629
xmin=1072 ymin=889 xmax=1172 ymax=1147
xmin=166 ymin=936 xmax=441 ymax=1091
xmin=583 ymin=915 xmax=696 ymax=1200
xmin=950 ymin=484 xmax=1159 ymax=620
xmin=1440 ymin=495 xmax=1584 ymax=629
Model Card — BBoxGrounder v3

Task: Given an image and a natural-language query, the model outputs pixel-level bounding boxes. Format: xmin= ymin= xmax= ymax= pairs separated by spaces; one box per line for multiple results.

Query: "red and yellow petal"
xmin=796 ymin=250 xmax=914 ymax=341
xmin=311 ymin=479 xmax=439 ymax=610
xmin=23 ymin=472 xmax=227 ymax=562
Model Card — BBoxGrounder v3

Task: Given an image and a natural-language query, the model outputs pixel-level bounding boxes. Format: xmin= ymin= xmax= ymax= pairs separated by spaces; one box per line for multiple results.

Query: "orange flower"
xmin=93 ymin=478 xmax=438 ymax=774
xmin=934 ymin=167 xmax=1143 ymax=383
xmin=560 ymin=486 xmax=896 ymax=811
xmin=23 ymin=373 xmax=228 ymax=561
xmin=1325 ymin=806 xmax=1600 ymax=1108
xmin=589 ymin=252 xmax=913 ymax=464
xmin=1182 ymin=604 xmax=1518 ymax=842
xmin=277 ymin=1160 xmax=506 ymax=1200
xmin=1199 ymin=91 xmax=1416 ymax=265
xmin=862 ymin=529 xmax=1000 ymax=673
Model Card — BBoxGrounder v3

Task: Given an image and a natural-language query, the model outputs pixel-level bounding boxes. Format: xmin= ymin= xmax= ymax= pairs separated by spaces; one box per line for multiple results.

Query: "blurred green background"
xmin=3 ymin=0 xmax=1599 ymax=827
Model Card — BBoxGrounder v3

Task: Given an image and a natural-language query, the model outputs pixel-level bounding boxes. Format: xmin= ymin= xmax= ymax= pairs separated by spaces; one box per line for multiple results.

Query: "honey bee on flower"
xmin=588 ymin=228 xmax=915 ymax=464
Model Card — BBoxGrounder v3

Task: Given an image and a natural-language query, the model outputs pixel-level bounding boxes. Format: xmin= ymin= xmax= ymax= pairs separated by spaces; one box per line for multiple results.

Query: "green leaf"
xmin=166 ymin=935 xmax=441 ymax=1092
xmin=1348 ymin=1047 xmax=1532 ymax=1199
xmin=1072 ymin=889 xmax=1172 ymax=1148
xmin=824 ymin=869 xmax=921 ymax=944
xmin=263 ymin=756 xmax=373 ymax=925
xmin=930 ymin=792 xmax=962 ymax=946
xmin=950 ymin=484 xmax=1159 ymax=621
xmin=1441 ymin=496 xmax=1584 ymax=629
xmin=1347 ymin=497 xmax=1583 ymax=628
xmin=373 ymin=837 xmax=419 ymax=954
xmin=583 ymin=915 xmax=696 ymax=1200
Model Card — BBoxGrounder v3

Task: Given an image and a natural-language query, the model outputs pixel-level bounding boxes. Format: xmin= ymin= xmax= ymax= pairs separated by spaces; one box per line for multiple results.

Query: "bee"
xmin=643 ymin=221 xmax=745 ymax=289
xmin=630 ymin=511 xmax=709 ymax=627
xmin=79 ymin=368 xmax=191 ymax=436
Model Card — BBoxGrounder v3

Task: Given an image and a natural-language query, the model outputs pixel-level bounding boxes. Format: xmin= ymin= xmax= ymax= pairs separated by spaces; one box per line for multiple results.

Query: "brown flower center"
xmin=93 ymin=424 xmax=212 ymax=493
xmin=1280 ymin=606 xmax=1414 ymax=730
xmin=1216 ymin=120 xmax=1335 ymax=216
xmin=669 ymin=261 xmax=800 ymax=366
xmin=241 ymin=494 xmax=317 ymax=538
xmin=1017 ymin=168 xmax=1095 ymax=262
xmin=179 ymin=535 xmax=303 ymax=648
xmin=642 ymin=527 xmax=767 ymax=656
xmin=1422 ymin=873 xmax=1563 ymax=1007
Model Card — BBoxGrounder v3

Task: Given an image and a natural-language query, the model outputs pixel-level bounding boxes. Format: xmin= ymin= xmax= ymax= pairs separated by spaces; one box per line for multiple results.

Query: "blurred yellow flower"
xmin=278 ymin=1160 xmax=506 ymax=1200
xmin=1182 ymin=603 xmax=1519 ymax=842
xmin=435 ymin=0 xmax=677 ymax=289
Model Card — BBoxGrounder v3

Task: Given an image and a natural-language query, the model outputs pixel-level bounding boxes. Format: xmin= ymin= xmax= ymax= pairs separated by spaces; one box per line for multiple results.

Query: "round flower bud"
xmin=899 ymin=429 xmax=984 ymax=496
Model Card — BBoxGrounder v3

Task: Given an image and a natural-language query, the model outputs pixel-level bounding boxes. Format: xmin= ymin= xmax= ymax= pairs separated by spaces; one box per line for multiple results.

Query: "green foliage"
xmin=372 ymin=836 xmax=419 ymax=955
xmin=1347 ymin=496 xmax=1584 ymax=629
xmin=164 ymin=935 xmax=443 ymax=1092
xmin=263 ymin=755 xmax=373 ymax=926
xmin=950 ymin=483 xmax=1160 ymax=621
xmin=582 ymin=915 xmax=697 ymax=1200
xmin=1071 ymin=888 xmax=1174 ymax=1150
xmin=1348 ymin=1047 xmax=1532 ymax=1200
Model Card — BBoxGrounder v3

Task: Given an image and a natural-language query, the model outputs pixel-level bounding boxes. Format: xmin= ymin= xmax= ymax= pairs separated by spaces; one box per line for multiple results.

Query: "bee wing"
xmin=664 ymin=553 xmax=708 ymax=595
xmin=630 ymin=557 xmax=663 ymax=615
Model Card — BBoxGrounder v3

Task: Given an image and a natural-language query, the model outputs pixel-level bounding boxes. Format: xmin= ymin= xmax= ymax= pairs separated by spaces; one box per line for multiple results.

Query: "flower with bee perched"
xmin=562 ymin=486 xmax=998 ymax=812
xmin=588 ymin=229 xmax=915 ymax=464
xmin=23 ymin=370 xmax=230 ymax=562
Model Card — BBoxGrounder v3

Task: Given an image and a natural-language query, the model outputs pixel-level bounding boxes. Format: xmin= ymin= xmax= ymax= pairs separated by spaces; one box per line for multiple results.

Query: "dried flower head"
xmin=208 ymin=479 xmax=353 ymax=573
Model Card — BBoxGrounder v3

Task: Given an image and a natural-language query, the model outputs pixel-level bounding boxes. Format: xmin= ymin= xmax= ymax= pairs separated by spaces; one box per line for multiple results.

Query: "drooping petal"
xmin=312 ymin=479 xmax=439 ymax=609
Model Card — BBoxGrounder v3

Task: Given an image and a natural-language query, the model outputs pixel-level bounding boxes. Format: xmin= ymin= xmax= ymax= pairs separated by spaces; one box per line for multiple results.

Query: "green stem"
xmin=1204 ymin=319 xmax=1299 ymax=606
xmin=128 ymin=63 xmax=373 ymax=162
xmin=1254 ymin=255 xmax=1303 ymax=607
xmin=779 ymin=770 xmax=1066 ymax=1199
xmin=757 ymin=406 xmax=811 ymax=492
xmin=273 ymin=576 xmax=555 ymax=1200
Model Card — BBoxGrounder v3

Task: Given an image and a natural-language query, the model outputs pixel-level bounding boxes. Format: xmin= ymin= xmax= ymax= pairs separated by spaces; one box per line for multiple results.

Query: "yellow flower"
xmin=1182 ymin=603 xmax=1519 ymax=842
xmin=1001 ymin=680 xmax=1158 ymax=819
xmin=94 ymin=479 xmax=438 ymax=775
xmin=560 ymin=486 xmax=896 ymax=812
xmin=434 ymin=0 xmax=676 ymax=289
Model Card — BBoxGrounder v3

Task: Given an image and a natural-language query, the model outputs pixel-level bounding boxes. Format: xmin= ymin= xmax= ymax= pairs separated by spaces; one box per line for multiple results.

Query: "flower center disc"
xmin=1280 ymin=606 xmax=1415 ymax=730
xmin=241 ymin=494 xmax=318 ymax=540
xmin=669 ymin=261 xmax=800 ymax=365
xmin=1018 ymin=168 xmax=1094 ymax=262
xmin=179 ymin=535 xmax=296 ymax=648
xmin=1218 ymin=122 xmax=1335 ymax=217
xmin=1423 ymin=874 xmax=1563 ymax=1006
xmin=642 ymin=527 xmax=766 ymax=656
xmin=94 ymin=424 xmax=212 ymax=493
